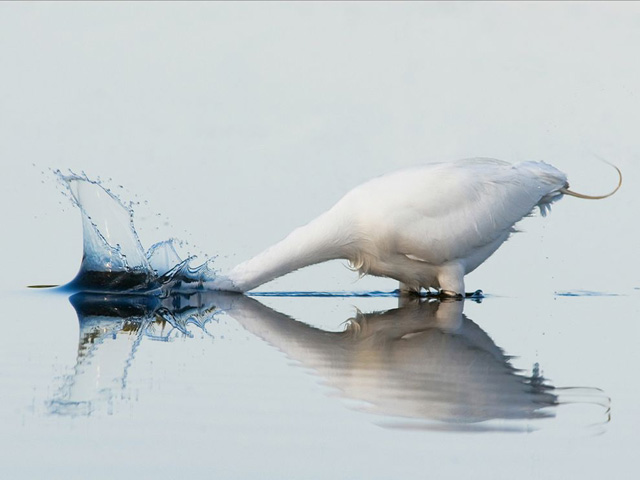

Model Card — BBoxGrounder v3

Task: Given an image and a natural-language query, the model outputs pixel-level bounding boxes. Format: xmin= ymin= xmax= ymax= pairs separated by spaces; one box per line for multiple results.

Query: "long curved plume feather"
xmin=560 ymin=162 xmax=622 ymax=200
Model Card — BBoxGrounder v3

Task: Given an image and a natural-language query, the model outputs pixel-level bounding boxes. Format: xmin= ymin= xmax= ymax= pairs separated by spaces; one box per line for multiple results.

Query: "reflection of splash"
xmin=48 ymin=292 xmax=219 ymax=416
xmin=50 ymin=292 xmax=610 ymax=432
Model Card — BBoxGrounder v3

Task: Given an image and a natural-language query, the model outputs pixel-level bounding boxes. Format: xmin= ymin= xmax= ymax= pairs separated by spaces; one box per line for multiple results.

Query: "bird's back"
xmin=334 ymin=158 xmax=567 ymax=268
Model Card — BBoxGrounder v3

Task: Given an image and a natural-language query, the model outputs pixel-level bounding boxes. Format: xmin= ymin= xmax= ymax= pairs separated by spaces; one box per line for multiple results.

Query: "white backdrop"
xmin=1 ymin=2 xmax=638 ymax=295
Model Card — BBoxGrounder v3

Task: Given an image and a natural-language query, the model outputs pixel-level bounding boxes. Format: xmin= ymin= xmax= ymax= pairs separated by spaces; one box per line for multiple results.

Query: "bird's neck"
xmin=226 ymin=210 xmax=351 ymax=292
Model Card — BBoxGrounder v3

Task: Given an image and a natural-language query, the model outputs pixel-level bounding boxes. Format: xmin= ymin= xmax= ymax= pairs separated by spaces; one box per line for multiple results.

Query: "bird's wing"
xmin=341 ymin=159 xmax=566 ymax=264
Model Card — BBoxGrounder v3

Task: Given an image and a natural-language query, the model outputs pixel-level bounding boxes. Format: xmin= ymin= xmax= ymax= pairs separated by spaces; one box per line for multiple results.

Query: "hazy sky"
xmin=1 ymin=2 xmax=638 ymax=294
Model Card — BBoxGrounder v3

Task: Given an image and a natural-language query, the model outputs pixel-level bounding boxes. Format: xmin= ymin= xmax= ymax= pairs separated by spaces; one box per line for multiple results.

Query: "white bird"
xmin=207 ymin=158 xmax=621 ymax=296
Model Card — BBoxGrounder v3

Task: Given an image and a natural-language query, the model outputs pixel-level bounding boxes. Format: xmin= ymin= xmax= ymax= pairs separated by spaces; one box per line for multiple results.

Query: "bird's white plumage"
xmin=208 ymin=158 xmax=568 ymax=294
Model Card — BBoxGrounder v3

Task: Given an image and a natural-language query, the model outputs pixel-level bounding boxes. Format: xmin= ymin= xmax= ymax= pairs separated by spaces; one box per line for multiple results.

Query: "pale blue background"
xmin=1 ymin=1 xmax=638 ymax=295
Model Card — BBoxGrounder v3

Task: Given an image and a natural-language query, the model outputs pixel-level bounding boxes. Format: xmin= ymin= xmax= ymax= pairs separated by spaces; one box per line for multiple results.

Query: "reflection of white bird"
xmin=222 ymin=294 xmax=560 ymax=429
xmin=209 ymin=158 xmax=621 ymax=295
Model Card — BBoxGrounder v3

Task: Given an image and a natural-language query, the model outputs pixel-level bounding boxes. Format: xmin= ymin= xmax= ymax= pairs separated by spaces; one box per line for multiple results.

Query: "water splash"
xmin=51 ymin=173 xmax=488 ymax=297
xmin=55 ymin=172 xmax=215 ymax=292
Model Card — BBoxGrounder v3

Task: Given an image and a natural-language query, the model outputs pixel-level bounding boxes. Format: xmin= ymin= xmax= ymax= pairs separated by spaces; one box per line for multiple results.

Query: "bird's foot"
xmin=439 ymin=290 xmax=464 ymax=299
xmin=437 ymin=289 xmax=483 ymax=301
xmin=465 ymin=289 xmax=484 ymax=299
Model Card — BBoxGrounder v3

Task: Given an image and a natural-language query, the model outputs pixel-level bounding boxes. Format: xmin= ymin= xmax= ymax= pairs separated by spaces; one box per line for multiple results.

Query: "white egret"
xmin=207 ymin=158 xmax=621 ymax=295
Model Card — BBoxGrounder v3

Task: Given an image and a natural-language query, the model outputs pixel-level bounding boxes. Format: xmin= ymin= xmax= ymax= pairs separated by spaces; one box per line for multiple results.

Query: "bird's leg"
xmin=399 ymin=282 xmax=421 ymax=295
xmin=398 ymin=282 xmax=421 ymax=307
xmin=437 ymin=263 xmax=465 ymax=299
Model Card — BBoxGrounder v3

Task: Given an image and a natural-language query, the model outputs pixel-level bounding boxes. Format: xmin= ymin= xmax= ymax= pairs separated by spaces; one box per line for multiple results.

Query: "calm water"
xmin=1 ymin=287 xmax=638 ymax=479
